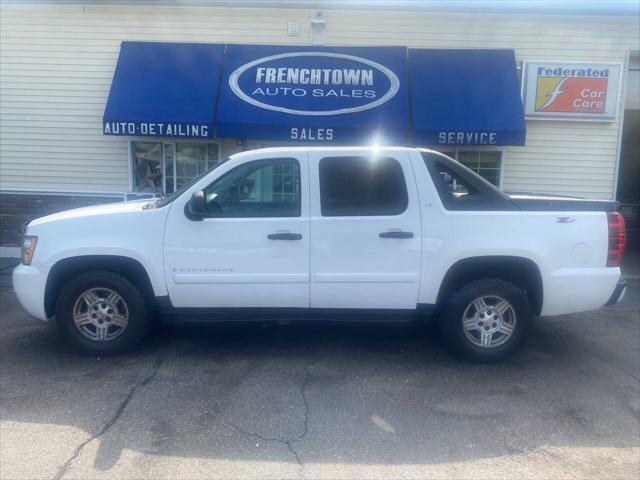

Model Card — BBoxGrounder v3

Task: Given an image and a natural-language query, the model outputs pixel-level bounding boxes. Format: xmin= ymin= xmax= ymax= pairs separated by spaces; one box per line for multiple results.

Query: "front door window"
xmin=204 ymin=158 xmax=300 ymax=217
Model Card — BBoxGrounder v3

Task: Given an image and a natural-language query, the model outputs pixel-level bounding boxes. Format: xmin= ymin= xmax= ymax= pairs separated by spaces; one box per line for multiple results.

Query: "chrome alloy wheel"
xmin=462 ymin=295 xmax=517 ymax=348
xmin=72 ymin=288 xmax=129 ymax=342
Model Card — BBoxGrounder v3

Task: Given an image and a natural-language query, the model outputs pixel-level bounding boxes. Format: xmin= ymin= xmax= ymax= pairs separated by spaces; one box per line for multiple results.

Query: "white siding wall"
xmin=1 ymin=4 xmax=638 ymax=198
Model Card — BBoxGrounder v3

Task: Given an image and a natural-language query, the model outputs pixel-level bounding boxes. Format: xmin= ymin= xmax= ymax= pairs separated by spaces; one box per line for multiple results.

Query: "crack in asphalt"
xmin=52 ymin=356 xmax=166 ymax=480
xmin=231 ymin=368 xmax=312 ymax=469
xmin=231 ymin=423 xmax=305 ymax=467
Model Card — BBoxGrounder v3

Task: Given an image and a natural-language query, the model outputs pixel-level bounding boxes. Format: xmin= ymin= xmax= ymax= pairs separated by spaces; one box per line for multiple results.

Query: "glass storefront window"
xmin=164 ymin=143 xmax=175 ymax=194
xmin=132 ymin=141 xmax=163 ymax=193
xmin=176 ymin=143 xmax=219 ymax=190
xmin=131 ymin=141 xmax=219 ymax=195
xmin=459 ymin=151 xmax=502 ymax=187
xmin=271 ymin=158 xmax=300 ymax=202
xmin=438 ymin=150 xmax=503 ymax=187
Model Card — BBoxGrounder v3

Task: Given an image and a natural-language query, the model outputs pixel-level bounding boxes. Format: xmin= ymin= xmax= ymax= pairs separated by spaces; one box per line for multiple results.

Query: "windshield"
xmin=149 ymin=159 xmax=228 ymax=208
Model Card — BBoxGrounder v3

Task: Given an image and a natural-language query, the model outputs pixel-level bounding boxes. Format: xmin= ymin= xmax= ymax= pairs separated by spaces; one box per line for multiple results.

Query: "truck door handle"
xmin=268 ymin=232 xmax=303 ymax=240
xmin=379 ymin=231 xmax=414 ymax=239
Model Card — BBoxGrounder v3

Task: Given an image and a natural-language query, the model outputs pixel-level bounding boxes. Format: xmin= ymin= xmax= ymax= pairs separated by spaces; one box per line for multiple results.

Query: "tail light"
xmin=607 ymin=211 xmax=626 ymax=267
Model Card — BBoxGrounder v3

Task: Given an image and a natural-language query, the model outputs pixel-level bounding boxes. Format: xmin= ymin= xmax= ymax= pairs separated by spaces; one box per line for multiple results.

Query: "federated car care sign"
xmin=522 ymin=61 xmax=622 ymax=120
xmin=216 ymin=45 xmax=408 ymax=143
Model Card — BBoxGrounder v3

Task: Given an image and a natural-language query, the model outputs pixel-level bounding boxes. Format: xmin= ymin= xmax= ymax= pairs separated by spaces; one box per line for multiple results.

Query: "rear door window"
xmin=319 ymin=156 xmax=408 ymax=216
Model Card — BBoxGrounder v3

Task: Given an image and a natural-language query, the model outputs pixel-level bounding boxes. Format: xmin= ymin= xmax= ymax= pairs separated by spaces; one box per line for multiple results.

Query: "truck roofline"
xmin=229 ymin=146 xmax=435 ymax=158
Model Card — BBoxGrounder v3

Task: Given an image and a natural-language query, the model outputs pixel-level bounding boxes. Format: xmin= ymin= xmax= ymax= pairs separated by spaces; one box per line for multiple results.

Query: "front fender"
xmin=42 ymin=248 xmax=167 ymax=297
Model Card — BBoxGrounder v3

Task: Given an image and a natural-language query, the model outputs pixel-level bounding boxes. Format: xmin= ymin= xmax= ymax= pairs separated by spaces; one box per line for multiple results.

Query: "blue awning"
xmin=216 ymin=44 xmax=409 ymax=144
xmin=103 ymin=41 xmax=224 ymax=138
xmin=102 ymin=43 xmax=526 ymax=146
xmin=409 ymin=49 xmax=526 ymax=146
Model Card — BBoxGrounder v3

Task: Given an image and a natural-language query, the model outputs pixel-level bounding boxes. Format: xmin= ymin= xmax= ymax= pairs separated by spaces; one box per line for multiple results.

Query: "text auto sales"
xmin=103 ymin=122 xmax=210 ymax=137
xmin=252 ymin=67 xmax=376 ymax=98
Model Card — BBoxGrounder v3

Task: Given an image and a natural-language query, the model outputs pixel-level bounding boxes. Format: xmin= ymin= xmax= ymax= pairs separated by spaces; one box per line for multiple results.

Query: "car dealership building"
xmin=0 ymin=0 xmax=639 ymax=250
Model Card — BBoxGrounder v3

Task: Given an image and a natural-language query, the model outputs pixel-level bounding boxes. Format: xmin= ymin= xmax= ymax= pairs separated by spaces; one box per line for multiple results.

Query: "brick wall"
xmin=0 ymin=193 xmax=122 ymax=245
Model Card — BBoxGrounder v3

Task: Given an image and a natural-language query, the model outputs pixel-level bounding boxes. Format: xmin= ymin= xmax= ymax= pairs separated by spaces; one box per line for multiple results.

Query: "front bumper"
xmin=12 ymin=264 xmax=49 ymax=321
xmin=605 ymin=280 xmax=627 ymax=306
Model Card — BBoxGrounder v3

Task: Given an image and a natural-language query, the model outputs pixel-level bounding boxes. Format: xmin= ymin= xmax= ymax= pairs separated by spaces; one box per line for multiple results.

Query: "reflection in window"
xmin=132 ymin=142 xmax=163 ymax=193
xmin=430 ymin=159 xmax=483 ymax=203
xmin=205 ymin=158 xmax=300 ymax=217
xmin=439 ymin=170 xmax=470 ymax=197
xmin=271 ymin=160 xmax=299 ymax=202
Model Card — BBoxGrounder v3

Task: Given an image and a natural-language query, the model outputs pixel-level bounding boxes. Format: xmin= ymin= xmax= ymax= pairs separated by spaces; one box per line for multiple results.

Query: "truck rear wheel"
xmin=438 ymin=278 xmax=532 ymax=362
xmin=55 ymin=271 xmax=151 ymax=356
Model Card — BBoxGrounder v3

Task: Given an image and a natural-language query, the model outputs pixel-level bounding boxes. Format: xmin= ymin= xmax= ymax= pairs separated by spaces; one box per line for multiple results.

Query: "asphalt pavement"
xmin=0 ymin=256 xmax=638 ymax=479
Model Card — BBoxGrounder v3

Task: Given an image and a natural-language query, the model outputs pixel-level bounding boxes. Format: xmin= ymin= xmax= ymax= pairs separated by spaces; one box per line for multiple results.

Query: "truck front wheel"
xmin=439 ymin=278 xmax=533 ymax=362
xmin=55 ymin=271 xmax=151 ymax=355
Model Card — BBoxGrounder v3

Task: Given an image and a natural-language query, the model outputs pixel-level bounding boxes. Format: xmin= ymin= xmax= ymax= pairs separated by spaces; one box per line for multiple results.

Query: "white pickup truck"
xmin=13 ymin=147 xmax=627 ymax=361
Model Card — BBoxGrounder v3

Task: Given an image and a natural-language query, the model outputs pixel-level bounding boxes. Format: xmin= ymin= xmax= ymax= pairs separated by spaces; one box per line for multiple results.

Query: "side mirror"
xmin=185 ymin=190 xmax=205 ymax=220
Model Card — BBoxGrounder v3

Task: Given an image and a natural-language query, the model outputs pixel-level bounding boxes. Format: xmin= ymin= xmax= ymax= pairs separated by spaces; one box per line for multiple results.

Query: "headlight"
xmin=21 ymin=235 xmax=38 ymax=265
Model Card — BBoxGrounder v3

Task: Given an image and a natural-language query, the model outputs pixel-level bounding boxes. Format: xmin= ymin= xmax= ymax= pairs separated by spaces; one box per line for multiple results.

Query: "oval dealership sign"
xmin=229 ymin=52 xmax=400 ymax=116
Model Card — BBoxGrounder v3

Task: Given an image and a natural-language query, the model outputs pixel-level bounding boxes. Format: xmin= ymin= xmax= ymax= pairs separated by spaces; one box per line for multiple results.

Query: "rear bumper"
xmin=605 ymin=280 xmax=627 ymax=306
xmin=541 ymin=267 xmax=621 ymax=316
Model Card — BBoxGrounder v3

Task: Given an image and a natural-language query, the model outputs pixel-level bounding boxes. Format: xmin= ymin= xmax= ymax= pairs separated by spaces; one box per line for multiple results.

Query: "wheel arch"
xmin=45 ymin=255 xmax=157 ymax=318
xmin=436 ymin=256 xmax=543 ymax=315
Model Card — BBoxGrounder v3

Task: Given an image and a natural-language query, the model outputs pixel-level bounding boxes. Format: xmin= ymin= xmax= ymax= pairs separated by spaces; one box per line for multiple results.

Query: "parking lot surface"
xmin=1 ymin=258 xmax=639 ymax=480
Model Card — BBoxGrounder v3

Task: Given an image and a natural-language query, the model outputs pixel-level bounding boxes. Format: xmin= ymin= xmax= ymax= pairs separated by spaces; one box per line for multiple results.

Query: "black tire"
xmin=438 ymin=278 xmax=533 ymax=363
xmin=55 ymin=270 xmax=151 ymax=356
